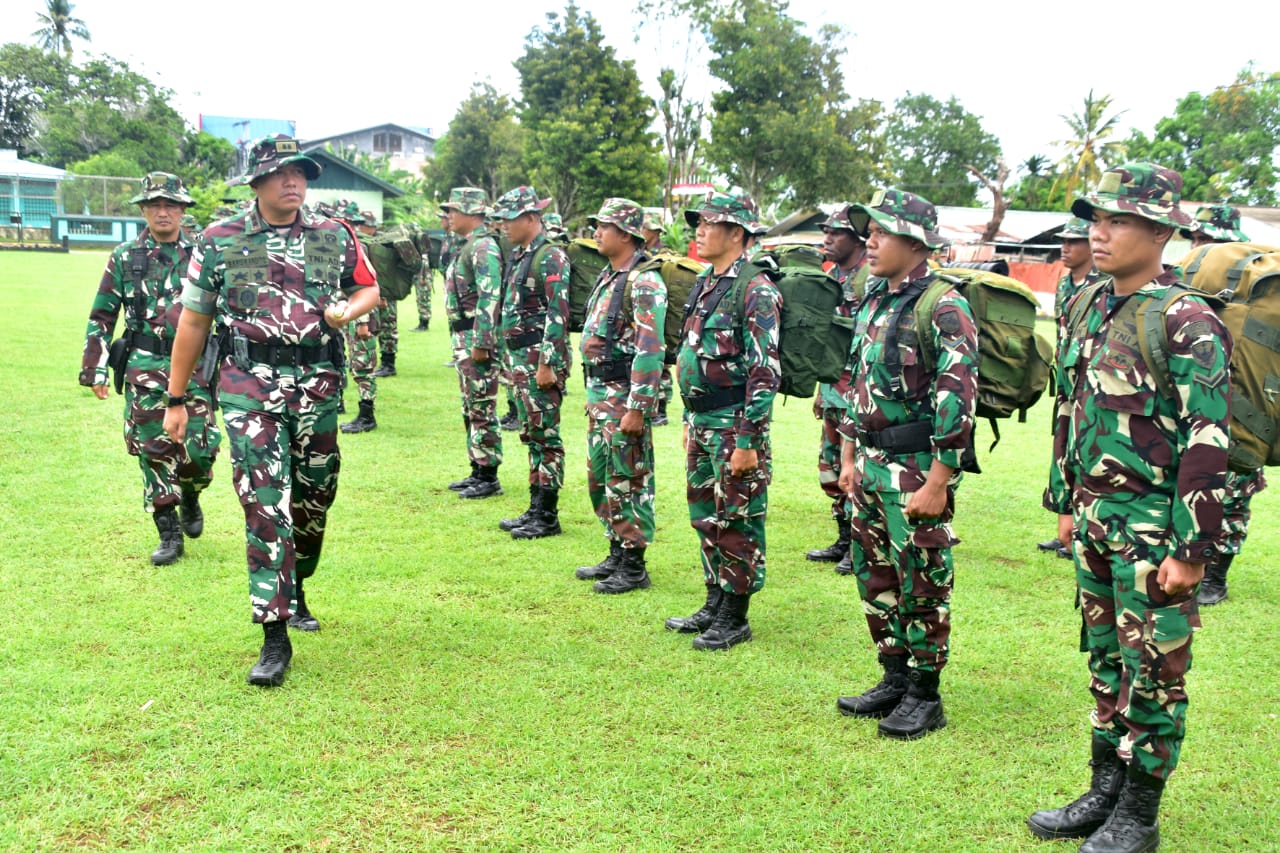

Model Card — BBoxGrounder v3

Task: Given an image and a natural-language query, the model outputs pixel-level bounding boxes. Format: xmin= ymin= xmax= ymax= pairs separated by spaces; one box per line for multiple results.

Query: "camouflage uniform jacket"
xmin=839 ymin=263 xmax=978 ymax=493
xmin=444 ymin=227 xmax=504 ymax=351
xmin=581 ymin=252 xmax=668 ymax=418
xmin=675 ymin=254 xmax=781 ymax=450
xmin=1054 ymin=267 xmax=1104 ymax=320
xmin=1044 ymin=270 xmax=1230 ymax=563
xmin=180 ymin=204 xmax=365 ymax=412
xmin=81 ymin=227 xmax=209 ymax=392
xmin=438 ymin=231 xmax=460 ymax=276
xmin=499 ymin=232 xmax=572 ymax=374
xmin=819 ymin=259 xmax=867 ymax=410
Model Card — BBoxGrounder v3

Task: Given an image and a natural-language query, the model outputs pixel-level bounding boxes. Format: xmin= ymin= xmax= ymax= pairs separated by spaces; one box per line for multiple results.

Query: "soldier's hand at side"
xmin=620 ymin=408 xmax=644 ymax=437
xmin=813 ymin=398 xmax=823 ymax=419
xmin=471 ymin=346 xmax=489 ymax=364
xmin=163 ymin=406 xmax=189 ymax=445
xmin=355 ymin=322 xmax=372 ymax=340
xmin=535 ymin=363 xmax=555 ymax=390
xmin=1157 ymin=555 xmax=1204 ymax=597
xmin=729 ymin=447 xmax=758 ymax=477
xmin=838 ymin=467 xmax=855 ymax=498
xmin=905 ymin=481 xmax=947 ymax=521
xmin=1058 ymin=514 xmax=1074 ymax=550
xmin=92 ymin=384 xmax=110 ymax=400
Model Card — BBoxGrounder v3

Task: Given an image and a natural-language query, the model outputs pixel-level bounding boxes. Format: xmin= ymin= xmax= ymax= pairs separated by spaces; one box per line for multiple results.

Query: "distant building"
xmin=0 ymin=149 xmax=68 ymax=229
xmin=303 ymin=124 xmax=436 ymax=176
xmin=304 ymin=149 xmax=406 ymax=224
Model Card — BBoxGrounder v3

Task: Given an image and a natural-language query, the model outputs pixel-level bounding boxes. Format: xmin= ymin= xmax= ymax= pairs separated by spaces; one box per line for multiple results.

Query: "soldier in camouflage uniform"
xmin=543 ymin=212 xmax=567 ymax=240
xmin=806 ymin=206 xmax=867 ymax=573
xmin=412 ymin=214 xmax=440 ymax=333
xmin=339 ymin=207 xmax=381 ymax=433
xmin=164 ymin=136 xmax=380 ymax=688
xmin=574 ymin=198 xmax=667 ymax=593
xmin=1038 ymin=216 xmax=1105 ymax=559
xmin=491 ymin=186 xmax=572 ymax=538
xmin=441 ymin=187 xmax=505 ymax=498
xmin=368 ymin=211 xmax=402 ymax=380
xmin=663 ymin=192 xmax=780 ymax=651
xmin=80 ymin=172 xmax=222 ymax=566
xmin=1178 ymin=203 xmax=1265 ymax=606
xmin=1029 ymin=164 xmax=1230 ymax=852
xmin=834 ymin=189 xmax=978 ymax=741
xmin=642 ymin=208 xmax=676 ymax=426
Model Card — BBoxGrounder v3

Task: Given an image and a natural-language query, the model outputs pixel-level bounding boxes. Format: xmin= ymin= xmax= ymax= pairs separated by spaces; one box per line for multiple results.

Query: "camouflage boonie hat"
xmin=588 ymin=197 xmax=645 ymax=239
xmin=1180 ymin=203 xmax=1249 ymax=242
xmin=543 ymin=212 xmax=565 ymax=234
xmin=821 ymin=205 xmax=862 ymax=238
xmin=846 ymin=189 xmax=946 ymax=250
xmin=440 ymin=186 xmax=488 ymax=216
xmin=130 ymin=172 xmax=193 ymax=206
xmin=642 ymin=208 xmax=664 ymax=232
xmin=1056 ymin=216 xmax=1091 ymax=240
xmin=233 ymin=135 xmax=321 ymax=186
xmin=360 ymin=210 xmax=377 ymax=227
xmin=180 ymin=214 xmax=200 ymax=230
xmin=492 ymin=185 xmax=551 ymax=220
xmin=1071 ymin=162 xmax=1193 ymax=230
xmin=213 ymin=205 xmax=236 ymax=219
xmin=337 ymin=201 xmax=362 ymax=223
xmin=684 ymin=191 xmax=766 ymax=235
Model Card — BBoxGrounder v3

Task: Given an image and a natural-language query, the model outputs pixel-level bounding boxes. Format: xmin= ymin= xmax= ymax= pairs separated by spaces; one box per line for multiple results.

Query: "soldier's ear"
xmin=1151 ymin=223 xmax=1173 ymax=245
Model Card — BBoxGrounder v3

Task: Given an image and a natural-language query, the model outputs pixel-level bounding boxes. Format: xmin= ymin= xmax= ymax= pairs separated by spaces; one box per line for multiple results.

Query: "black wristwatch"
xmin=166 ymin=393 xmax=189 ymax=407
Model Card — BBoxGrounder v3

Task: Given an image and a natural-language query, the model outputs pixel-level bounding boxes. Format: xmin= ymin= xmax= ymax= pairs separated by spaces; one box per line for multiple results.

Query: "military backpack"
xmin=565 ymin=237 xmax=610 ymax=332
xmin=359 ymin=223 xmax=423 ymax=301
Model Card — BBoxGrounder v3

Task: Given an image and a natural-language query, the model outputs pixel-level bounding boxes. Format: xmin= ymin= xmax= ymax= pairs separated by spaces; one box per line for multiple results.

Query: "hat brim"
xmin=588 ymin=215 xmax=644 ymax=239
xmin=235 ymin=154 xmax=322 ymax=187
xmin=131 ymin=191 xmax=194 ymax=206
xmin=684 ymin=209 xmax=767 ymax=235
xmin=847 ymin=204 xmax=946 ymax=250
xmin=1072 ymin=196 xmax=1194 ymax=230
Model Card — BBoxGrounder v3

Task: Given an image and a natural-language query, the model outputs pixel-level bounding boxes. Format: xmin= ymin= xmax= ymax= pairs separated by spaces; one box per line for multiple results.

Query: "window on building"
xmin=372 ymin=132 xmax=402 ymax=154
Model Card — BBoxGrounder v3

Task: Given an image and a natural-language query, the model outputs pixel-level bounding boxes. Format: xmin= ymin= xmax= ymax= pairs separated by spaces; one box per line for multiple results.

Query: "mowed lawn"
xmin=0 ymin=248 xmax=1276 ymax=852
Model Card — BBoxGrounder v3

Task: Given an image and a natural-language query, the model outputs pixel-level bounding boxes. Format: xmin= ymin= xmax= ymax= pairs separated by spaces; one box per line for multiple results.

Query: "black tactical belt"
xmin=586 ymin=359 xmax=632 ymax=382
xmin=128 ymin=332 xmax=173 ymax=356
xmin=245 ymin=341 xmax=331 ymax=367
xmin=449 ymin=317 xmax=475 ymax=333
xmin=856 ymin=420 xmax=933 ymax=454
xmin=681 ymin=385 xmax=746 ymax=413
xmin=505 ymin=328 xmax=544 ymax=349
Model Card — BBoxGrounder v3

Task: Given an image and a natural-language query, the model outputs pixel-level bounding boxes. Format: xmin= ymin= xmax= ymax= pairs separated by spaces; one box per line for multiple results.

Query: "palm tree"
xmin=32 ymin=0 xmax=91 ymax=60
xmin=1051 ymin=90 xmax=1127 ymax=207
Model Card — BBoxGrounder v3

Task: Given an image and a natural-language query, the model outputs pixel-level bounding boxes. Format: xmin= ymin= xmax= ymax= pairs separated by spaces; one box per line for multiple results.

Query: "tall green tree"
xmin=515 ymin=3 xmax=663 ymax=225
xmin=181 ymin=131 xmax=238 ymax=186
xmin=0 ymin=43 xmax=69 ymax=153
xmin=884 ymin=92 xmax=1002 ymax=207
xmin=1124 ymin=67 xmax=1280 ymax=205
xmin=1008 ymin=153 xmax=1060 ymax=210
xmin=426 ymin=82 xmax=527 ymax=203
xmin=655 ymin=67 xmax=704 ymax=213
xmin=1050 ymin=89 xmax=1126 ymax=208
xmin=31 ymin=0 xmax=91 ymax=60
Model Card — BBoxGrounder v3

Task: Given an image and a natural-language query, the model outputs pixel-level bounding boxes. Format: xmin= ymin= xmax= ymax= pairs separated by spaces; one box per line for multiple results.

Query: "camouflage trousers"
xmin=124 ymin=382 xmax=221 ymax=512
xmin=660 ymin=366 xmax=673 ymax=404
xmin=345 ymin=325 xmax=377 ymax=403
xmin=850 ymin=483 xmax=957 ymax=672
xmin=1220 ymin=468 xmax=1267 ymax=555
xmin=587 ymin=414 xmax=655 ymax=548
xmin=1073 ymin=535 xmax=1200 ymax=779
xmin=415 ymin=273 xmax=433 ymax=324
xmin=818 ymin=406 xmax=852 ymax=522
xmin=509 ymin=353 xmax=566 ymax=489
xmin=222 ymin=403 xmax=341 ymax=624
xmin=452 ymin=334 xmax=502 ymax=467
xmin=377 ymin=301 xmax=398 ymax=356
xmin=686 ymin=425 xmax=771 ymax=595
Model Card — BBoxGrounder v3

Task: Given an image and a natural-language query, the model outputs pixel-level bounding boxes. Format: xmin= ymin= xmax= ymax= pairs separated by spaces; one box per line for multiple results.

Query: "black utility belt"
xmin=505 ymin=328 xmax=544 ymax=349
xmin=128 ymin=332 xmax=173 ymax=356
xmin=856 ymin=420 xmax=932 ymax=454
xmin=586 ymin=359 xmax=633 ymax=382
xmin=243 ymin=340 xmax=331 ymax=367
xmin=681 ymin=385 xmax=746 ymax=414
xmin=449 ymin=317 xmax=475 ymax=333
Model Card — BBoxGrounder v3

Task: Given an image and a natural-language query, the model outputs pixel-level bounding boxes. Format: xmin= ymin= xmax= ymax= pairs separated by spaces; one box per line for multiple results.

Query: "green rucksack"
xmin=360 ymin=223 xmax=423 ymax=301
xmin=628 ymin=252 xmax=704 ymax=364
xmin=565 ymin=237 xmax=609 ymax=332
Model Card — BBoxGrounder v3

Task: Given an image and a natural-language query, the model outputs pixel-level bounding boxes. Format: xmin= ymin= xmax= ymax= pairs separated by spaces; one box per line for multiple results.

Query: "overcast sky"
xmin=7 ymin=0 xmax=1279 ymax=191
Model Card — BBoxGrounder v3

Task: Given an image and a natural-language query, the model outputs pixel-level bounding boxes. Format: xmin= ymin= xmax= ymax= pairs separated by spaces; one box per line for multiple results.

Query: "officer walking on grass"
xmin=164 ymin=136 xmax=379 ymax=688
xmin=80 ymin=172 xmax=222 ymax=567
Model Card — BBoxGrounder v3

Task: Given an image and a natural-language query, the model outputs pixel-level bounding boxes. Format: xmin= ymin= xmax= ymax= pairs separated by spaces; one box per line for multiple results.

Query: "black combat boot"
xmin=337 ymin=397 xmax=346 ymax=415
xmin=576 ymin=541 xmax=622 ymax=580
xmin=1027 ymin=736 xmax=1125 ymax=840
xmin=179 ymin=487 xmax=204 ymax=539
xmin=448 ymin=462 xmax=480 ymax=492
xmin=512 ymin=487 xmax=561 ymax=538
xmin=373 ymin=352 xmax=397 ymax=377
xmin=835 ymin=551 xmax=855 ymax=575
xmin=1037 ymin=538 xmax=1063 ymax=552
xmin=500 ymin=484 xmax=540 ymax=532
xmin=459 ymin=465 xmax=503 ymax=499
xmin=150 ymin=505 xmax=185 ymax=565
xmin=1078 ymin=765 xmax=1165 ymax=853
xmin=807 ymin=519 xmax=851 ymax=563
xmin=1197 ymin=553 xmax=1231 ymax=606
xmin=500 ymin=400 xmax=520 ymax=431
xmin=593 ymin=546 xmax=651 ymax=594
xmin=692 ymin=591 xmax=752 ymax=650
xmin=247 ymin=620 xmax=293 ymax=687
xmin=652 ymin=399 xmax=669 ymax=426
xmin=837 ymin=652 xmax=909 ymax=718
xmin=340 ymin=400 xmax=377 ymax=433
xmin=664 ymin=584 xmax=723 ymax=633
xmin=414 ymin=318 xmax=429 ymax=332
xmin=288 ymin=576 xmax=321 ymax=632
xmin=877 ymin=667 xmax=946 ymax=739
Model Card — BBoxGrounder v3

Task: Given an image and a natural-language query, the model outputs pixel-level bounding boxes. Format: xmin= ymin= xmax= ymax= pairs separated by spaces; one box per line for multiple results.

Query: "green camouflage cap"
xmin=213 ymin=205 xmax=236 ymax=219
xmin=130 ymin=172 xmax=193 ymax=206
xmin=642 ymin=208 xmax=664 ymax=232
xmin=846 ymin=188 xmax=946 ymax=250
xmin=180 ymin=214 xmax=200 ymax=229
xmin=360 ymin=210 xmax=378 ymax=227
xmin=338 ymin=200 xmax=362 ymax=223
xmin=821 ymin=204 xmax=862 ymax=238
xmin=1180 ymin=203 xmax=1249 ymax=242
xmin=440 ymin=186 xmax=488 ymax=215
xmin=588 ymin=197 xmax=645 ymax=239
xmin=233 ymin=135 xmax=321 ymax=187
xmin=1071 ymin=162 xmax=1193 ymax=230
xmin=543 ymin=212 xmax=565 ymax=233
xmin=684 ymin=191 xmax=766 ymax=235
xmin=492 ymin=185 xmax=551 ymax=220
xmin=1056 ymin=216 xmax=1091 ymax=240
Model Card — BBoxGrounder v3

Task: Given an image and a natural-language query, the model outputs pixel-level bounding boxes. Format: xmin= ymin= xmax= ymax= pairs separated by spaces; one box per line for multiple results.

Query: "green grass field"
xmin=0 ymin=249 xmax=1276 ymax=851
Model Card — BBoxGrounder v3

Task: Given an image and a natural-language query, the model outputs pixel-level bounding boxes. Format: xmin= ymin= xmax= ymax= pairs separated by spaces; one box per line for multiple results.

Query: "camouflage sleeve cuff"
xmin=1042 ymin=488 xmax=1071 ymax=515
xmin=735 ymin=420 xmax=764 ymax=450
xmin=1173 ymin=539 xmax=1219 ymax=564
xmin=180 ymin=281 xmax=217 ymax=314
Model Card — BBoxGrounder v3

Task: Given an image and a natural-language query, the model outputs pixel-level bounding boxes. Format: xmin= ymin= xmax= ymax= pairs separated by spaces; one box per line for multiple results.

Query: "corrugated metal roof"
xmin=0 ymin=150 xmax=67 ymax=181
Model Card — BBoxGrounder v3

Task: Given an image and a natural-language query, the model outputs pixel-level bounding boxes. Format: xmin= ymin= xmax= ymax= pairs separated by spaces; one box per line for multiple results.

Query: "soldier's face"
xmin=822 ymin=227 xmax=865 ymax=269
xmin=865 ymin=222 xmax=923 ymax=280
xmin=504 ymin=212 xmax=539 ymax=246
xmin=253 ymin=163 xmax=308 ymax=224
xmin=1089 ymin=212 xmax=1165 ymax=278
xmin=694 ymin=219 xmax=744 ymax=264
xmin=140 ymin=199 xmax=184 ymax=242
xmin=594 ymin=222 xmax=632 ymax=260
xmin=1060 ymin=238 xmax=1091 ymax=273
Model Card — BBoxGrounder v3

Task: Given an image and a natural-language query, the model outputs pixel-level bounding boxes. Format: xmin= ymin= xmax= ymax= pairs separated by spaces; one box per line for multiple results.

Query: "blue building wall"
xmin=51 ymin=215 xmax=145 ymax=246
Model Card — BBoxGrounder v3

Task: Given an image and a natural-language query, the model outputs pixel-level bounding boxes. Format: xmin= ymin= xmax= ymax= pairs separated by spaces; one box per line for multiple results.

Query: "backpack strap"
xmin=880 ymin=277 xmax=934 ymax=401
xmin=910 ymin=275 xmax=960 ymax=372
xmin=125 ymin=244 xmax=150 ymax=330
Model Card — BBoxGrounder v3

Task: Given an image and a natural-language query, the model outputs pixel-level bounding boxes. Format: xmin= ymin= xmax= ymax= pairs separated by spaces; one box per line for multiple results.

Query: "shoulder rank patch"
xmin=936 ymin=309 xmax=962 ymax=336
